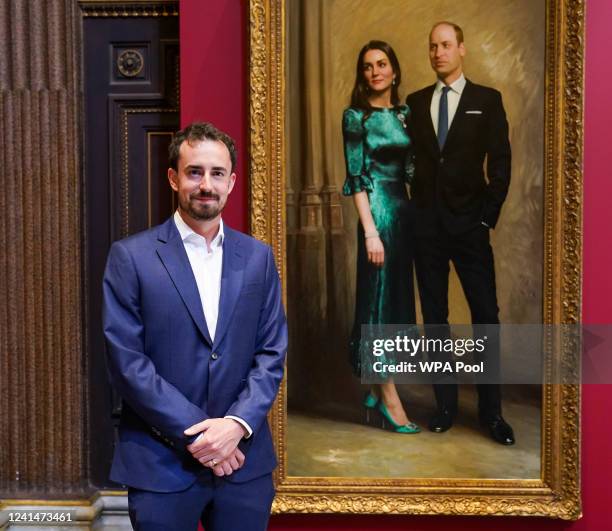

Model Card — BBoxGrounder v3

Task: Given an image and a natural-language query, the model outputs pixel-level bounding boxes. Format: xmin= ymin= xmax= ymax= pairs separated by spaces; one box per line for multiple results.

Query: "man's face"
xmin=168 ymin=139 xmax=236 ymax=222
xmin=429 ymin=24 xmax=465 ymax=81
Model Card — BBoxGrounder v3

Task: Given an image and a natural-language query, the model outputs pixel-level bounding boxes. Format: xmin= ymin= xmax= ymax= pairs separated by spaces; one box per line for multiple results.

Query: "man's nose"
xmin=199 ymin=173 xmax=212 ymax=190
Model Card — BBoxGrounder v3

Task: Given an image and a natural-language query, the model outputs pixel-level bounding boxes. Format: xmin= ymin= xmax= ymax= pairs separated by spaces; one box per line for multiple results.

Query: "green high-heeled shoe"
xmin=363 ymin=391 xmax=378 ymax=424
xmin=377 ymin=402 xmax=421 ymax=434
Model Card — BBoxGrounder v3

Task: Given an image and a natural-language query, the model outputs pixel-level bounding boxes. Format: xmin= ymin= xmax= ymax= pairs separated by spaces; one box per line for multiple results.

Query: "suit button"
xmin=211 ymin=352 xmax=219 ymax=360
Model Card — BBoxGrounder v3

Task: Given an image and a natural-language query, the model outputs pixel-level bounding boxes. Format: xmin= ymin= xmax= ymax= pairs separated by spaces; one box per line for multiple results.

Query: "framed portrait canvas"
xmin=249 ymin=0 xmax=583 ymax=518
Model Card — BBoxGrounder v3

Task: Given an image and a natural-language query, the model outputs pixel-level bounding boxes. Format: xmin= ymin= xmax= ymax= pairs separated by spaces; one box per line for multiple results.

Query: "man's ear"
xmin=459 ymin=42 xmax=466 ymax=58
xmin=168 ymin=167 xmax=179 ymax=192
xmin=227 ymin=173 xmax=237 ymax=195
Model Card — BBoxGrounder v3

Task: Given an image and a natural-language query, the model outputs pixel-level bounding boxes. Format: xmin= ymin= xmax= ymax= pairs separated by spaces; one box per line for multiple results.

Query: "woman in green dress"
xmin=342 ymin=40 xmax=419 ymax=433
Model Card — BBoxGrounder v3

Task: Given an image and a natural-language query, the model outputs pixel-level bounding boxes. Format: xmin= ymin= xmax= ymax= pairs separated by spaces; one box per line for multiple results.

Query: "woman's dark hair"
xmin=350 ymin=40 xmax=401 ymax=111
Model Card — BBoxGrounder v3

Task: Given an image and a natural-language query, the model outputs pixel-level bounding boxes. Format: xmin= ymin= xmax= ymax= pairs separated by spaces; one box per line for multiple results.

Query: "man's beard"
xmin=181 ymin=191 xmax=224 ymax=221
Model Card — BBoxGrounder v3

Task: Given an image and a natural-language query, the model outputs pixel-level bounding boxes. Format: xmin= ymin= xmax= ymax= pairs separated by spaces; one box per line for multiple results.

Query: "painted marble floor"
xmin=287 ymin=386 xmax=540 ymax=478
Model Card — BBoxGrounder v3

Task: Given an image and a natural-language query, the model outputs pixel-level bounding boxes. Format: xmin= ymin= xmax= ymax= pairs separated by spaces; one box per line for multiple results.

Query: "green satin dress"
xmin=342 ymin=105 xmax=417 ymax=378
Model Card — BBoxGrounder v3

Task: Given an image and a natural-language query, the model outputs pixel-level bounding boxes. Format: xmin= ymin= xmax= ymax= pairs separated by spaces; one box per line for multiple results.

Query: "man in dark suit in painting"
xmin=406 ymin=21 xmax=514 ymax=445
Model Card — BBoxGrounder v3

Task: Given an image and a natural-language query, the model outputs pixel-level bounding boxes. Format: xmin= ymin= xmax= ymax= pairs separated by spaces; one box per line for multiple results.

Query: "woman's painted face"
xmin=362 ymin=49 xmax=395 ymax=94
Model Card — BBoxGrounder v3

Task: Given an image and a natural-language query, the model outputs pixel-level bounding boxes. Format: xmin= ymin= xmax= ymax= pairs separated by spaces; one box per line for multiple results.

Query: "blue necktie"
xmin=437 ymin=85 xmax=451 ymax=149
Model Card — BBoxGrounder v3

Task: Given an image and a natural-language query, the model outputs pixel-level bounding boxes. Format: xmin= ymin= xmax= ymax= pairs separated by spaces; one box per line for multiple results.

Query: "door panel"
xmin=83 ymin=13 xmax=179 ymax=488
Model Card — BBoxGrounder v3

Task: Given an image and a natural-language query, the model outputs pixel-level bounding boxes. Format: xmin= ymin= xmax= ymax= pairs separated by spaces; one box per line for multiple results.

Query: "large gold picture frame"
xmin=249 ymin=0 xmax=583 ymax=519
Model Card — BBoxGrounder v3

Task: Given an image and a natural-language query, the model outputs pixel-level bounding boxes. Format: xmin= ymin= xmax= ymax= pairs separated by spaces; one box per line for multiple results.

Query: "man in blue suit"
xmin=103 ymin=121 xmax=287 ymax=530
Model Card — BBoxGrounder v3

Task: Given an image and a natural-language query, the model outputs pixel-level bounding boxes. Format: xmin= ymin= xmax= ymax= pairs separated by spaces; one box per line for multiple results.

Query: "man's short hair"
xmin=430 ymin=21 xmax=464 ymax=45
xmin=168 ymin=121 xmax=237 ymax=172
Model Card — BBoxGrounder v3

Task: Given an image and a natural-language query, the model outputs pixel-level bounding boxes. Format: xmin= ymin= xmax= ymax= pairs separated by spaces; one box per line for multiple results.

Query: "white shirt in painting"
xmin=430 ymin=73 xmax=466 ymax=135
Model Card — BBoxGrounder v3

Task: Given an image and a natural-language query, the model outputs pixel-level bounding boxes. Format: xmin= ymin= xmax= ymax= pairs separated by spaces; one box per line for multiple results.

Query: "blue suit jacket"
xmin=102 ymin=217 xmax=287 ymax=492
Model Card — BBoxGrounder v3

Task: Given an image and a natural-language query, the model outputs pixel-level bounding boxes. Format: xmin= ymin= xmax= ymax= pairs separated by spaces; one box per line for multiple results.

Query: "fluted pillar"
xmin=316 ymin=0 xmax=352 ymax=405
xmin=296 ymin=0 xmax=328 ymax=322
xmin=0 ymin=0 xmax=86 ymax=496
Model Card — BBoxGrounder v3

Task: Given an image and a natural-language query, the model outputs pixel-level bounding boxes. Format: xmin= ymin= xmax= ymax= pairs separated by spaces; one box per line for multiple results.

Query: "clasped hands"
xmin=185 ymin=418 xmax=246 ymax=477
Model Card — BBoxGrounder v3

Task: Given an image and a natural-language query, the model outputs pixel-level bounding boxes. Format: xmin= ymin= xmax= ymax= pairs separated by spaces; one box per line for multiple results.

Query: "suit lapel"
xmin=421 ymin=85 xmax=440 ymax=156
xmin=156 ymin=218 xmax=213 ymax=347
xmin=442 ymin=79 xmax=473 ymax=152
xmin=213 ymin=226 xmax=245 ymax=350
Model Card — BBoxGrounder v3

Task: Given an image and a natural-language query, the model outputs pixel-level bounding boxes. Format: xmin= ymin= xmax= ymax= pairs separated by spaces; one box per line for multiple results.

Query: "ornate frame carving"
xmin=79 ymin=0 xmax=178 ymax=18
xmin=249 ymin=0 xmax=583 ymax=519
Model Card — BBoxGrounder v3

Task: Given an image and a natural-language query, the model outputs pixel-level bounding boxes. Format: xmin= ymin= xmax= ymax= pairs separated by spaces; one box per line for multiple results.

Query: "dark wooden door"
xmin=83 ymin=13 xmax=179 ymax=488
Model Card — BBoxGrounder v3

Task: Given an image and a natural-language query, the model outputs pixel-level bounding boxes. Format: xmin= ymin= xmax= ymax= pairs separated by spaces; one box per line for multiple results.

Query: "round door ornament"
xmin=117 ymin=49 xmax=144 ymax=78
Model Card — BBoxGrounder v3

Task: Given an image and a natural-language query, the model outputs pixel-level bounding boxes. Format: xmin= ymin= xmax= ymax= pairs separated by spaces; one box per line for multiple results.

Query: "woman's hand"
xmin=351 ymin=192 xmax=384 ymax=267
xmin=366 ymin=236 xmax=385 ymax=267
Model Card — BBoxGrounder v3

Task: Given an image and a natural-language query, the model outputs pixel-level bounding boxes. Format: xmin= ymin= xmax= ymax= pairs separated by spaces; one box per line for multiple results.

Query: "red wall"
xmin=180 ymin=0 xmax=248 ymax=231
xmin=181 ymin=1 xmax=612 ymax=529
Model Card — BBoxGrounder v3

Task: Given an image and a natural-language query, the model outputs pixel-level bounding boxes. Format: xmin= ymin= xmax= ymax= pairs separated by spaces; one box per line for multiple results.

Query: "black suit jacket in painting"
xmin=406 ymin=79 xmax=511 ymax=235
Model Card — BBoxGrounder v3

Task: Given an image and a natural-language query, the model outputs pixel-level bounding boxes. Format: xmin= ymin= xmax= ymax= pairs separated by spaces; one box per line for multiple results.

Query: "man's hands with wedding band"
xmin=185 ymin=418 xmax=247 ymax=476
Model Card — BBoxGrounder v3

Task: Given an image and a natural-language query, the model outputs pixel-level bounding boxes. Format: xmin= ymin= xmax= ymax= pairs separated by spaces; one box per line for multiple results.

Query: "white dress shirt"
xmin=430 ymin=73 xmax=466 ymax=135
xmin=174 ymin=210 xmax=252 ymax=438
xmin=429 ymin=75 xmax=491 ymax=229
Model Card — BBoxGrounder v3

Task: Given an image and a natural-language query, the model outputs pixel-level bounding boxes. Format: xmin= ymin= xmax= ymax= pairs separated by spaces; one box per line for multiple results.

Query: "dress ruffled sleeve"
xmin=342 ymin=108 xmax=373 ymax=195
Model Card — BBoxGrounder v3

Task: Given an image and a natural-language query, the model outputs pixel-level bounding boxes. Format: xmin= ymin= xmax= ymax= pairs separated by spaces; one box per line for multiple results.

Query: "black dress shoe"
xmin=428 ymin=409 xmax=454 ymax=432
xmin=481 ymin=414 xmax=515 ymax=445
